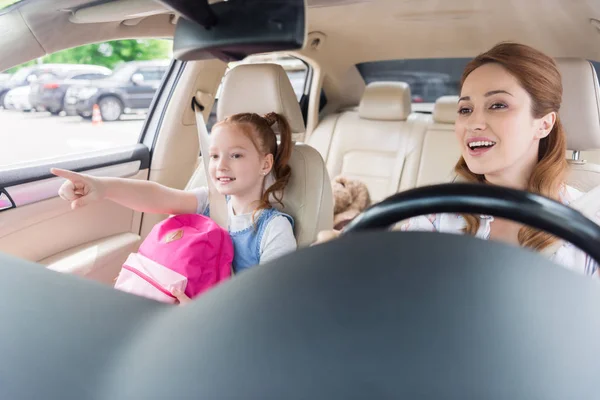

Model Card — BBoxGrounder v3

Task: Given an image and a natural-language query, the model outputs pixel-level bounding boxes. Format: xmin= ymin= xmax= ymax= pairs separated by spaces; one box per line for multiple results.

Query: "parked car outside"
xmin=4 ymin=85 xmax=33 ymax=111
xmin=2 ymin=64 xmax=107 ymax=110
xmin=0 ymin=66 xmax=39 ymax=108
xmin=64 ymin=60 xmax=169 ymax=121
xmin=29 ymin=65 xmax=111 ymax=115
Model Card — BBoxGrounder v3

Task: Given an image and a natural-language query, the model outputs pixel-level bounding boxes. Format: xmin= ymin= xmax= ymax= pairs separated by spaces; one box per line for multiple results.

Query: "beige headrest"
xmin=217 ymin=63 xmax=305 ymax=137
xmin=557 ymin=58 xmax=600 ymax=150
xmin=358 ymin=82 xmax=411 ymax=121
xmin=432 ymin=95 xmax=459 ymax=124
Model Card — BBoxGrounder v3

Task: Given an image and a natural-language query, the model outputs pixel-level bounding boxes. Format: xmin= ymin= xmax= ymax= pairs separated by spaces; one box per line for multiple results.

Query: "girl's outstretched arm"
xmin=51 ymin=168 xmax=198 ymax=215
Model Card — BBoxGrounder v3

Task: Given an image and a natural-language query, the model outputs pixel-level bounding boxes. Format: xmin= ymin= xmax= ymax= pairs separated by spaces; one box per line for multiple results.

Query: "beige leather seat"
xmin=556 ymin=58 xmax=600 ymax=192
xmin=186 ymin=63 xmax=333 ymax=247
xmin=308 ymin=82 xmax=429 ymax=202
xmin=405 ymin=95 xmax=461 ymax=188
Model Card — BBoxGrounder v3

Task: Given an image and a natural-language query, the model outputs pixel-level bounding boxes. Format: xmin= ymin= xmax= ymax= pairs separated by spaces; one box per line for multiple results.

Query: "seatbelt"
xmin=192 ymin=90 xmax=228 ymax=229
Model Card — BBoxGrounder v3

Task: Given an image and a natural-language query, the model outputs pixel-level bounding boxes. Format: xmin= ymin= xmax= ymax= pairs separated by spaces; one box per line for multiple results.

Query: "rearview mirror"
xmin=131 ymin=73 xmax=144 ymax=85
xmin=158 ymin=0 xmax=305 ymax=62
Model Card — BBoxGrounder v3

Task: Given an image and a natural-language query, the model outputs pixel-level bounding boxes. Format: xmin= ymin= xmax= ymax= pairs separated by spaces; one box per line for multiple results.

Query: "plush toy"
xmin=332 ymin=175 xmax=371 ymax=231
xmin=312 ymin=175 xmax=371 ymax=246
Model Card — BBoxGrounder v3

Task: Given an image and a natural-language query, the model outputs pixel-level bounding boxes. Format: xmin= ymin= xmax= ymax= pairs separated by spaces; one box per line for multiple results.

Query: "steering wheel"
xmin=343 ymin=183 xmax=600 ymax=265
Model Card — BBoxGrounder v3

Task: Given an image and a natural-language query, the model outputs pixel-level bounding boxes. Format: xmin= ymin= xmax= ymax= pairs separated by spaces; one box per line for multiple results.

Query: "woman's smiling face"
xmin=455 ymin=62 xmax=553 ymax=185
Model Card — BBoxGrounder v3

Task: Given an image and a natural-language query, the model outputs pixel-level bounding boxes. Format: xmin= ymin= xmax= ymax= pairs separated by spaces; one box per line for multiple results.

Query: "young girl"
xmin=319 ymin=42 xmax=600 ymax=279
xmin=51 ymin=112 xmax=298 ymax=301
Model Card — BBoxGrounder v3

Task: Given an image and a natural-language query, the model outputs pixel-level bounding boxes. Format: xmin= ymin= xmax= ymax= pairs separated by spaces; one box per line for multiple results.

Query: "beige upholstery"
xmin=557 ymin=58 xmax=600 ymax=151
xmin=567 ymin=162 xmax=600 ymax=192
xmin=408 ymin=96 xmax=461 ymax=189
xmin=358 ymin=82 xmax=412 ymax=121
xmin=44 ymin=232 xmax=141 ymax=285
xmin=192 ymin=63 xmax=333 ymax=247
xmin=556 ymin=58 xmax=600 ymax=191
xmin=217 ymin=63 xmax=306 ymax=140
xmin=309 ymin=82 xmax=428 ymax=202
xmin=431 ymin=95 xmax=458 ymax=124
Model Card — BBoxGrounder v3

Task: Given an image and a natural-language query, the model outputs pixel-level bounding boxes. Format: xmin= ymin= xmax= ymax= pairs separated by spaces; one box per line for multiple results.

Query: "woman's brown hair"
xmin=455 ymin=42 xmax=569 ymax=251
xmin=213 ymin=112 xmax=293 ymax=218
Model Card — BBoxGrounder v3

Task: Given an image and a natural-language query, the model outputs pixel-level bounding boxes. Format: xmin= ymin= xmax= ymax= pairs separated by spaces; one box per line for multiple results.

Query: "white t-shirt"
xmin=398 ymin=185 xmax=599 ymax=278
xmin=190 ymin=187 xmax=297 ymax=264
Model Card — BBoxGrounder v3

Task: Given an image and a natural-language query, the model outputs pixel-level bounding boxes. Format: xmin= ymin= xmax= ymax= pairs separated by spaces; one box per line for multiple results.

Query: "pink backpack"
xmin=114 ymin=214 xmax=234 ymax=303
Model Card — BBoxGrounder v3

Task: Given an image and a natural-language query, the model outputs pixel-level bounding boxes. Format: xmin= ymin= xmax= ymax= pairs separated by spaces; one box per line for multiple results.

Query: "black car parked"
xmin=29 ymin=65 xmax=111 ymax=115
xmin=64 ymin=60 xmax=169 ymax=121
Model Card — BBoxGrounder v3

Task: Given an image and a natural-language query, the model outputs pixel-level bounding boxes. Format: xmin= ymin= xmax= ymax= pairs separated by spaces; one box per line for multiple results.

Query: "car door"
xmin=0 ymin=40 xmax=180 ymax=285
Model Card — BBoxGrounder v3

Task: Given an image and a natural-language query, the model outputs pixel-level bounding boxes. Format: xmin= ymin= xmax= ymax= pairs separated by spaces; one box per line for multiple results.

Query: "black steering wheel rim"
xmin=343 ymin=183 xmax=600 ymax=265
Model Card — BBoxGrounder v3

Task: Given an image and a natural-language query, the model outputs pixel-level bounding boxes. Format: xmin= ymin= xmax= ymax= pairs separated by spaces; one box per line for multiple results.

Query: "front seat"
xmin=557 ymin=58 xmax=600 ymax=192
xmin=186 ymin=63 xmax=333 ymax=247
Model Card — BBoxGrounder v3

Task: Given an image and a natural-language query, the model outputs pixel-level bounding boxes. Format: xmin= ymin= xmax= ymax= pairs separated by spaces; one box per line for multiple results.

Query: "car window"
xmin=206 ymin=55 xmax=309 ymax=130
xmin=356 ymin=58 xmax=471 ymax=108
xmin=0 ymin=39 xmax=172 ymax=170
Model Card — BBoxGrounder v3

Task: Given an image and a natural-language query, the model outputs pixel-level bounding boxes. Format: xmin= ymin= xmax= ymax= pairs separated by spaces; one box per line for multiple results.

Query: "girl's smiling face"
xmin=208 ymin=124 xmax=273 ymax=199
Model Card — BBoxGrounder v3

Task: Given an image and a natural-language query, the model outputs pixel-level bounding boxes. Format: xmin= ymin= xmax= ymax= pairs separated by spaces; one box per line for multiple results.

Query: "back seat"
xmin=407 ymin=96 xmax=460 ymax=188
xmin=308 ymin=82 xmax=428 ymax=202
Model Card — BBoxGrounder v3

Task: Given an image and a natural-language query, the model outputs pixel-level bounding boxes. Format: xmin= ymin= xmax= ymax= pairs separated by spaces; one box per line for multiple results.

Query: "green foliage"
xmin=5 ymin=39 xmax=172 ymax=74
xmin=0 ymin=0 xmax=20 ymax=9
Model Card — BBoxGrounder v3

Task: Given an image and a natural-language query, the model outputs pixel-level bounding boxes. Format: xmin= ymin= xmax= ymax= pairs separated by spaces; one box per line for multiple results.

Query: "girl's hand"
xmin=51 ymin=168 xmax=106 ymax=209
xmin=172 ymin=289 xmax=192 ymax=305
